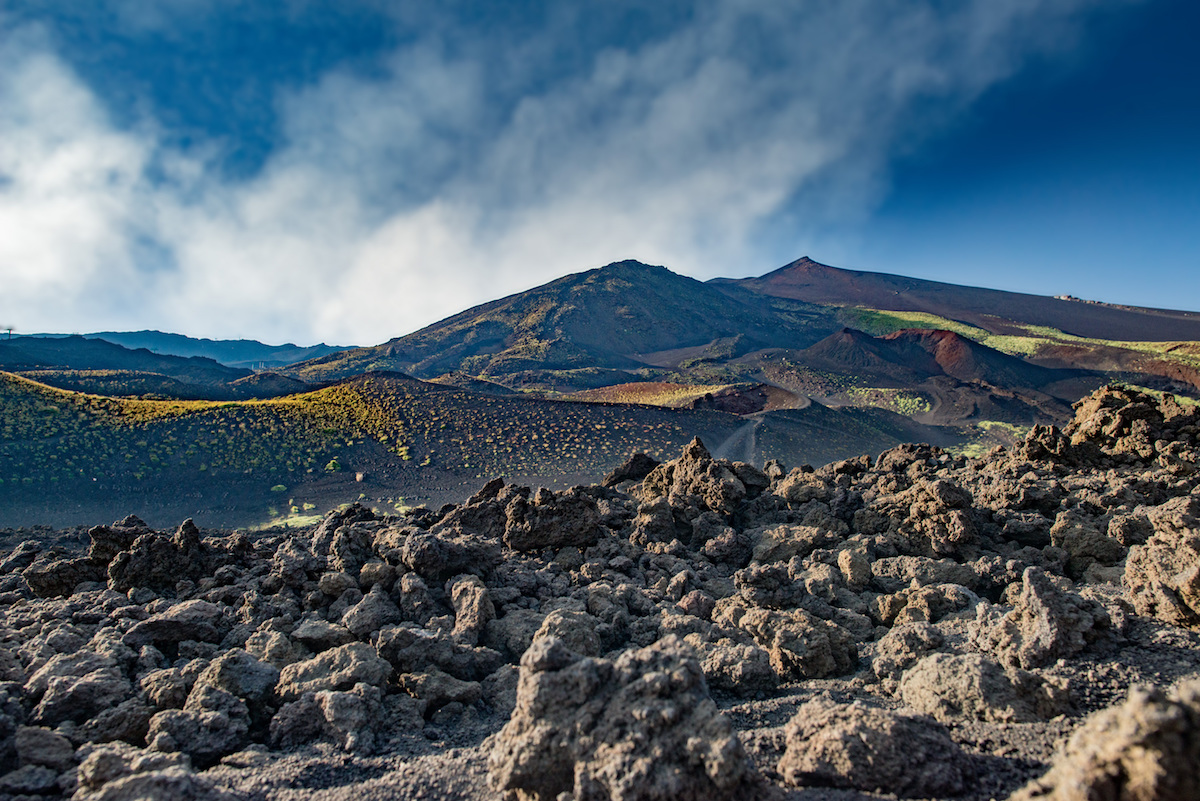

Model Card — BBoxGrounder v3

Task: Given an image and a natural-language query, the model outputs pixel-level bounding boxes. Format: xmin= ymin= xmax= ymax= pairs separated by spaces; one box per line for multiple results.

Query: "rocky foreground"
xmin=2 ymin=384 xmax=1200 ymax=800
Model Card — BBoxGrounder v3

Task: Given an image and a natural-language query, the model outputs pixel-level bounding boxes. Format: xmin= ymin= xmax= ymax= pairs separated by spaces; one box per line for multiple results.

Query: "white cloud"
xmin=0 ymin=1 xmax=1133 ymax=344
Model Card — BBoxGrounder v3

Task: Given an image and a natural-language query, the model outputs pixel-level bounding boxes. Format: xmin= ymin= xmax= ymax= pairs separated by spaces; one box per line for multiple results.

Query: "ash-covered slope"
xmin=802 ymin=327 xmax=1068 ymax=388
xmin=720 ymin=256 xmax=1200 ymax=342
xmin=2 ymin=385 xmax=1200 ymax=800
xmin=287 ymin=260 xmax=834 ymax=384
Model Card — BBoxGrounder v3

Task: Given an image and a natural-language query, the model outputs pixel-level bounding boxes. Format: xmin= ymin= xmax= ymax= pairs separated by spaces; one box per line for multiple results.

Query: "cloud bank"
xmin=0 ymin=1 xmax=1129 ymax=345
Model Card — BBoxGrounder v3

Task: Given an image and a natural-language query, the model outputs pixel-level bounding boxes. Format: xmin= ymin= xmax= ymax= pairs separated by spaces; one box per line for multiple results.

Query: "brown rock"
xmin=1011 ymin=679 xmax=1200 ymax=801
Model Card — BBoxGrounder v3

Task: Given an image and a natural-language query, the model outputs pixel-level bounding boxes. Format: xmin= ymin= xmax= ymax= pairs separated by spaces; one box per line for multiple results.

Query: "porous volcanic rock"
xmin=778 ymin=697 xmax=972 ymax=797
xmin=488 ymin=636 xmax=759 ymax=801
xmin=1011 ymin=679 xmax=1200 ymax=801
xmin=1124 ymin=495 xmax=1200 ymax=629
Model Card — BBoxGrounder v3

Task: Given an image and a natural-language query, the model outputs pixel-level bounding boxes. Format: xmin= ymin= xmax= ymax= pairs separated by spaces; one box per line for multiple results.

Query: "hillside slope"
xmin=287 ymin=260 xmax=836 ymax=386
xmin=719 ymin=257 xmax=1200 ymax=341
xmin=0 ymin=368 xmax=958 ymax=527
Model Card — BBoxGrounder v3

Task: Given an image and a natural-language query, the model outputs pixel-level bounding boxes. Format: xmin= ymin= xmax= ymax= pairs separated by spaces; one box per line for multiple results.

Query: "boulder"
xmin=276 ymin=643 xmax=391 ymax=701
xmin=503 ymin=487 xmax=601 ymax=552
xmin=899 ymin=652 xmax=1070 ymax=724
xmin=340 ymin=585 xmax=403 ymax=638
xmin=488 ymin=635 xmax=759 ymax=801
xmin=448 ymin=574 xmax=495 ymax=646
xmin=122 ymin=600 xmax=228 ymax=651
xmin=970 ymin=566 xmax=1111 ymax=670
xmin=1011 ymin=679 xmax=1200 ymax=801
xmin=778 ymin=698 xmax=971 ymax=797
xmin=1124 ymin=495 xmax=1200 ymax=629
xmin=713 ymin=600 xmax=857 ymax=680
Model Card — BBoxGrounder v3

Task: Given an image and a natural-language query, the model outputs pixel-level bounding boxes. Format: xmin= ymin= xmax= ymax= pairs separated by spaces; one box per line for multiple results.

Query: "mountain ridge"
xmin=717 ymin=256 xmax=1200 ymax=341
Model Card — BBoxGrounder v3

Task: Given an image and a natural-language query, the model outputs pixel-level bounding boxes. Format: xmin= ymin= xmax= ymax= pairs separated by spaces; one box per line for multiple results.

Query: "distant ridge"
xmin=84 ymin=331 xmax=352 ymax=370
xmin=287 ymin=260 xmax=836 ymax=385
xmin=717 ymin=257 xmax=1200 ymax=342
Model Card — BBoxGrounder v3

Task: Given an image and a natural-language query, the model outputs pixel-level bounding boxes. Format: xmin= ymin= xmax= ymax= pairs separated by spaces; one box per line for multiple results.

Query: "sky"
xmin=1 ymin=0 xmax=1197 ymax=346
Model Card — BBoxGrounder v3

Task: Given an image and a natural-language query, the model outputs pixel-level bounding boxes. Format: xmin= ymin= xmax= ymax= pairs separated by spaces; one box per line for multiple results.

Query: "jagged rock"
xmin=75 ymin=742 xmax=192 ymax=795
xmin=398 ymin=669 xmax=481 ymax=717
xmin=243 ymin=629 xmax=302 ymax=669
xmin=401 ymin=529 xmax=500 ymax=580
xmin=603 ymin=453 xmax=660 ymax=487
xmin=1011 ymin=679 xmax=1200 ymax=801
xmin=341 ymin=585 xmax=403 ymax=638
xmin=692 ymin=639 xmax=776 ymax=696
xmin=192 ymin=649 xmax=278 ymax=708
xmin=532 ymin=609 xmax=601 ymax=657
xmin=0 ymin=540 xmax=41 ymax=575
xmin=749 ymin=524 xmax=839 ymax=565
xmin=774 ymin=468 xmax=833 ymax=505
xmin=25 ymin=652 xmax=131 ymax=726
xmin=272 ymin=539 xmax=317 ymax=589
xmin=448 ymin=574 xmax=495 ymax=646
xmin=639 ymin=438 xmax=747 ymax=516
xmin=629 ymin=497 xmax=678 ymax=547
xmin=503 ymin=487 xmax=601 ymax=551
xmin=311 ymin=504 xmax=380 ymax=558
xmin=15 ymin=725 xmax=74 ymax=770
xmin=1065 ymin=385 xmax=1166 ymax=460
xmin=123 ymin=600 xmax=228 ymax=651
xmin=871 ymin=583 xmax=976 ymax=627
xmin=0 ymin=764 xmax=60 ymax=794
xmin=1049 ymin=509 xmax=1126 ymax=579
xmin=147 ymin=683 xmax=250 ymax=766
xmin=23 ymin=556 xmax=108 ymax=598
xmin=869 ymin=555 xmax=978 ymax=594
xmin=1124 ymin=495 xmax=1200 ymax=629
xmin=899 ymin=653 xmax=1070 ymax=724
xmin=108 ymin=520 xmax=209 ymax=593
xmin=276 ymin=643 xmax=391 ymax=701
xmin=358 ymin=560 xmax=395 ymax=591
xmin=870 ymin=621 xmax=943 ymax=689
xmin=269 ymin=682 xmax=387 ymax=754
xmin=395 ymin=572 xmax=438 ymax=625
xmin=970 ymin=566 xmax=1110 ymax=669
xmin=140 ymin=668 xmax=190 ymax=710
xmin=289 ymin=618 xmax=355 ymax=653
xmin=375 ymin=624 xmax=503 ymax=681
xmin=488 ymin=636 xmax=759 ymax=801
xmin=76 ymin=698 xmax=154 ymax=746
xmin=87 ymin=516 xmax=151 ymax=565
xmin=83 ymin=767 xmax=230 ymax=801
xmin=713 ymin=599 xmax=857 ymax=680
xmin=853 ymin=478 xmax=977 ymax=558
xmin=483 ymin=609 xmax=546 ymax=662
xmin=778 ymin=698 xmax=971 ymax=797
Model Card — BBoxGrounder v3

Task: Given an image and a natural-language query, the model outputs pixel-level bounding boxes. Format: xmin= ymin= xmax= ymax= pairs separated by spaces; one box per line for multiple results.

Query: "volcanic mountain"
xmin=0 ymin=336 xmax=310 ymax=400
xmin=719 ymin=256 xmax=1200 ymax=342
xmin=801 ymin=328 xmax=1066 ymax=388
xmin=287 ymin=260 xmax=836 ymax=386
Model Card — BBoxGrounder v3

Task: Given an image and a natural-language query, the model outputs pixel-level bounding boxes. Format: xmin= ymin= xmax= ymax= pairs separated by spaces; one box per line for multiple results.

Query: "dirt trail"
xmin=712 ymin=416 xmax=762 ymax=464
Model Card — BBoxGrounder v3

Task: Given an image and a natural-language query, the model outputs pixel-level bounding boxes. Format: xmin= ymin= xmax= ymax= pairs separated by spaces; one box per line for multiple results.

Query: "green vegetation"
xmin=842 ymin=307 xmax=1200 ymax=375
xmin=843 ymin=387 xmax=932 ymax=416
xmin=564 ymin=382 xmax=733 ymax=408
xmin=0 ymin=371 xmax=740 ymax=496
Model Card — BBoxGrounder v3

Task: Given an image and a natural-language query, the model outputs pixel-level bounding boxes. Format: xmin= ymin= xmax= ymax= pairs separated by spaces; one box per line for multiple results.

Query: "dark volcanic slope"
xmin=0 ymin=335 xmax=251 ymax=386
xmin=802 ymin=327 xmax=1068 ymax=388
xmin=718 ymin=257 xmax=1200 ymax=341
xmin=86 ymin=331 xmax=352 ymax=370
xmin=288 ymin=260 xmax=835 ymax=383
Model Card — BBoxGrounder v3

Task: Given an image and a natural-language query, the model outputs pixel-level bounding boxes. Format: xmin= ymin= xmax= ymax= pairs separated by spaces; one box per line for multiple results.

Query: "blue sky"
xmin=1 ymin=0 xmax=1196 ymax=345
